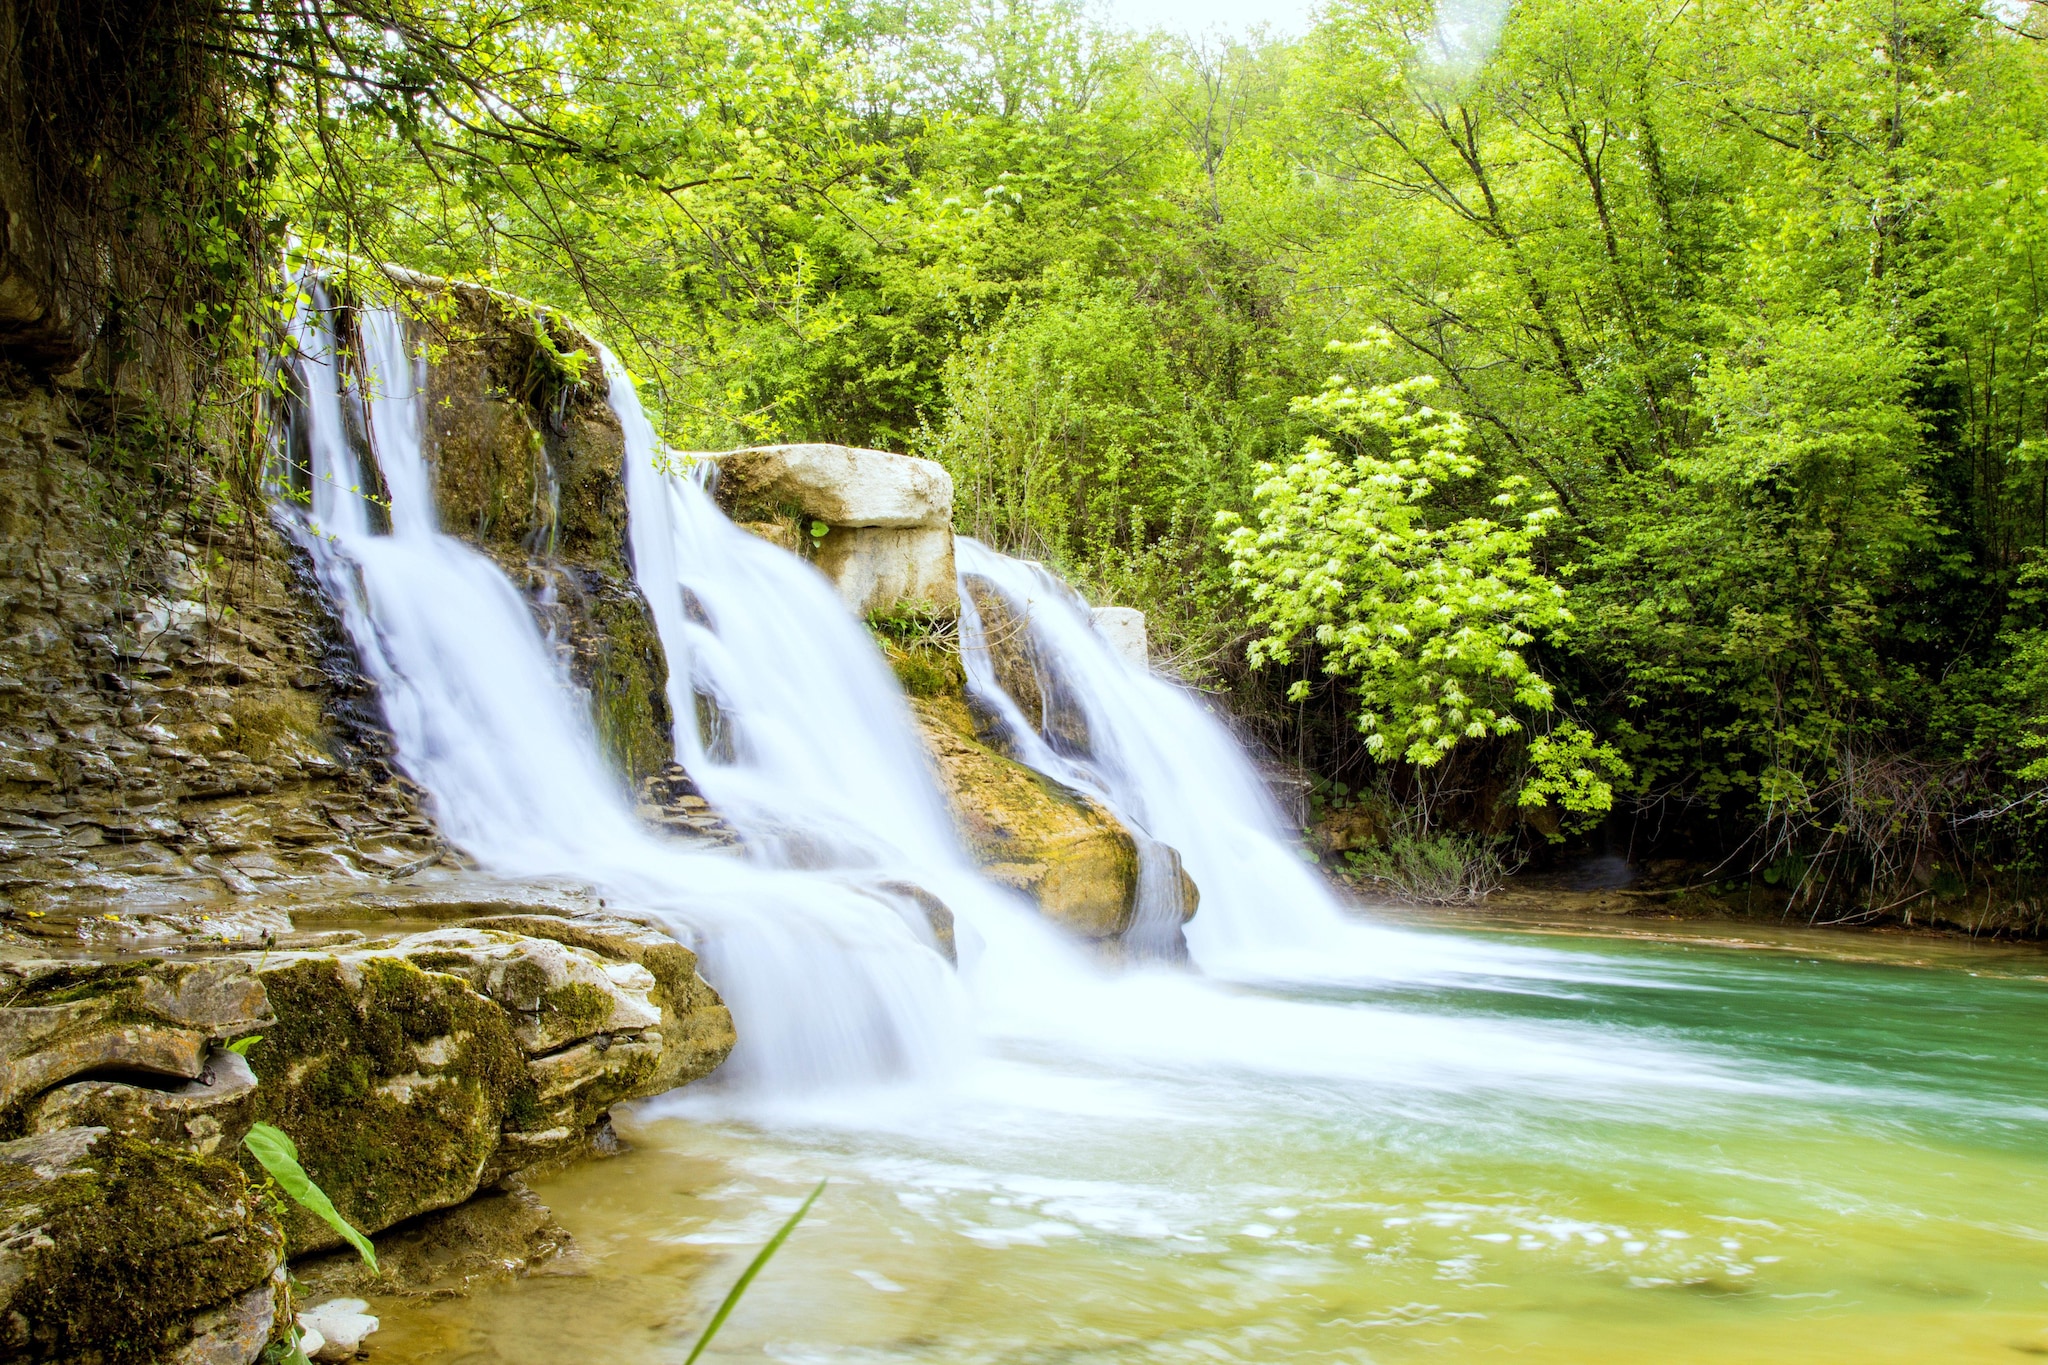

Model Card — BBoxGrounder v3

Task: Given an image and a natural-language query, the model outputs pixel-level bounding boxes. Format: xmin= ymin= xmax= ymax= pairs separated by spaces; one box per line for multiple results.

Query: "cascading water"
xmin=285 ymin=284 xmax=1743 ymax=1110
xmin=955 ymin=538 xmax=1427 ymax=973
xmin=281 ymin=291 xmax=968 ymax=1089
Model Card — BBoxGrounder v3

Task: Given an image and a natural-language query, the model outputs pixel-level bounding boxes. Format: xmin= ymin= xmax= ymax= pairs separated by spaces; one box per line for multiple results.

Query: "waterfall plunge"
xmin=285 ymin=295 xmax=971 ymax=1090
xmin=954 ymin=539 xmax=1412 ymax=975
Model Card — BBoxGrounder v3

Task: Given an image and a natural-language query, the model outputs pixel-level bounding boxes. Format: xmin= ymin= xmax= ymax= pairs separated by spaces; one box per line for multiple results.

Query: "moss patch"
xmin=247 ymin=956 xmax=525 ymax=1251
xmin=0 ymin=1129 xmax=283 ymax=1365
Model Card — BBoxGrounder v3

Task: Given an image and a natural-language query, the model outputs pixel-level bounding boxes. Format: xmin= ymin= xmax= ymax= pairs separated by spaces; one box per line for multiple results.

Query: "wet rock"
xmin=244 ymin=919 xmax=733 ymax=1247
xmin=28 ymin=1046 xmax=260 ymax=1154
xmin=868 ymin=878 xmax=957 ymax=964
xmin=910 ymin=694 xmax=1139 ymax=940
xmin=0 ymin=957 xmax=272 ymax=1129
xmin=246 ymin=952 xmax=528 ymax=1252
xmin=386 ymin=926 xmax=662 ymax=1053
xmin=399 ymin=276 xmax=674 ymax=786
xmin=458 ymin=912 xmax=737 ymax=1093
xmin=298 ymin=1298 xmax=378 ymax=1360
xmin=293 ymin=1177 xmax=576 ymax=1302
xmin=168 ymin=1283 xmax=281 ymax=1365
xmin=0 ymin=1125 xmax=285 ymax=1364
xmin=0 ymin=382 xmax=448 ymax=922
xmin=962 ymin=575 xmax=1091 ymax=759
xmin=634 ymin=763 xmax=744 ymax=849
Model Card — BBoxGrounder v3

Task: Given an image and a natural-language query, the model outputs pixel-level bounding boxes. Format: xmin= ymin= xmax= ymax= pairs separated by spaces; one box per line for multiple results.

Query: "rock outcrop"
xmin=0 ymin=1125 xmax=286 ymax=1365
xmin=400 ymin=278 xmax=676 ymax=788
xmin=0 ymin=380 xmax=446 ymax=924
xmin=910 ymin=691 xmax=1141 ymax=940
xmin=710 ymin=443 xmax=958 ymax=617
xmin=245 ymin=918 xmax=733 ymax=1252
xmin=0 ymin=906 xmax=734 ymax=1360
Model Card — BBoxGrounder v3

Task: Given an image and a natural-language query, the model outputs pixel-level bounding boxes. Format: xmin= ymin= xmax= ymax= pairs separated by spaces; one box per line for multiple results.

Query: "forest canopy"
xmin=53 ymin=0 xmax=2048 ymax=916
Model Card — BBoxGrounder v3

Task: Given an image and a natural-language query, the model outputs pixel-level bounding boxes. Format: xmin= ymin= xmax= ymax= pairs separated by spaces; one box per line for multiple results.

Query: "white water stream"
xmin=275 ymin=294 xmax=2048 ymax=1365
xmin=281 ymin=293 xmax=1802 ymax=1118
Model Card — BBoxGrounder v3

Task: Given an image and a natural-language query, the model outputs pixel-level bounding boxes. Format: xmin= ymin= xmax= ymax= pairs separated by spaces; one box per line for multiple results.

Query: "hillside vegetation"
xmin=26 ymin=0 xmax=2048 ymax=925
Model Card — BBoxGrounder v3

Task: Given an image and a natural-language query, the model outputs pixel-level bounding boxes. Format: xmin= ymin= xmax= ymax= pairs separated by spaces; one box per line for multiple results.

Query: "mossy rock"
xmin=247 ymin=954 xmax=526 ymax=1252
xmin=911 ymin=693 xmax=1139 ymax=939
xmin=0 ymin=1126 xmax=284 ymax=1364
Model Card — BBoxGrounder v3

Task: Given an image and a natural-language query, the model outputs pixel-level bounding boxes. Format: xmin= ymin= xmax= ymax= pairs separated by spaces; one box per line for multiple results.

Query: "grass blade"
xmin=683 ymin=1179 xmax=826 ymax=1365
xmin=243 ymin=1121 xmax=379 ymax=1271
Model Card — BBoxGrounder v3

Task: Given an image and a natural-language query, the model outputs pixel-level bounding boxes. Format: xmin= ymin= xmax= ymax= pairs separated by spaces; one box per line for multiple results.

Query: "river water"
xmin=371 ymin=916 xmax=2048 ymax=1363
xmin=280 ymin=297 xmax=2048 ymax=1363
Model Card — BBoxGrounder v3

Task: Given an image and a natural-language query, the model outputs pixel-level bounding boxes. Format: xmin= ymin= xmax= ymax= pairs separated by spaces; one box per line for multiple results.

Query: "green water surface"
xmin=375 ymin=915 xmax=2048 ymax=1364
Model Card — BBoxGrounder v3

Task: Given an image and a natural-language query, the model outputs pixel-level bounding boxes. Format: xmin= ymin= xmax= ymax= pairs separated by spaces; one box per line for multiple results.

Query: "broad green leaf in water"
xmin=242 ymin=1122 xmax=378 ymax=1271
xmin=683 ymin=1179 xmax=825 ymax=1365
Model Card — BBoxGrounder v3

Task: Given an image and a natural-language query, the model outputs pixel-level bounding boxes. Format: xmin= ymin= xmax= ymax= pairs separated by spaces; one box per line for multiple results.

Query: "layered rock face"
xmin=399 ymin=279 xmax=675 ymax=786
xmin=0 ymin=382 xmax=445 ymax=925
xmin=0 ymin=908 xmax=734 ymax=1359
xmin=711 ymin=443 xmax=958 ymax=617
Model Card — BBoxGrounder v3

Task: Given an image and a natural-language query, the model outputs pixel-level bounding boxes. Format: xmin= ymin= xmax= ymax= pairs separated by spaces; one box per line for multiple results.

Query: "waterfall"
xmin=954 ymin=539 xmax=1364 ymax=968
xmin=604 ymin=354 xmax=1114 ymax=1034
xmin=281 ymin=293 xmax=969 ymax=1090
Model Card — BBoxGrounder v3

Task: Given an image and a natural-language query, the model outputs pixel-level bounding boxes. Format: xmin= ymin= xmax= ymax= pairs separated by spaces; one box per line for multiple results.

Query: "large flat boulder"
xmin=712 ymin=444 xmax=960 ymax=616
xmin=713 ymin=444 xmax=951 ymax=529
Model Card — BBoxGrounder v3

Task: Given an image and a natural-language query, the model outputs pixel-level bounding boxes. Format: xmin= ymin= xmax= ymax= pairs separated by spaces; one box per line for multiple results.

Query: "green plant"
xmin=1343 ymin=829 xmax=1515 ymax=906
xmin=684 ymin=1179 xmax=826 ymax=1365
xmin=242 ymin=1121 xmax=378 ymax=1364
xmin=242 ymin=1122 xmax=378 ymax=1270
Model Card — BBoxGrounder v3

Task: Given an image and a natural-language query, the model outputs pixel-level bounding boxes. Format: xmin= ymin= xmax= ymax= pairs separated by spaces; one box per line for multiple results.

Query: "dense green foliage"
xmin=83 ymin=0 xmax=2048 ymax=918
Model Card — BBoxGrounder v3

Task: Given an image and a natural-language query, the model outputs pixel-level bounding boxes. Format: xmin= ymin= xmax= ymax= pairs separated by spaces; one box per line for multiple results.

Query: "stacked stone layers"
xmin=710 ymin=443 xmax=958 ymax=618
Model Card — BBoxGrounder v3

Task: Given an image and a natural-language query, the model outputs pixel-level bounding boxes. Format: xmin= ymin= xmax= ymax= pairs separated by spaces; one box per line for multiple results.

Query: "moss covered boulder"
xmin=460 ymin=913 xmax=737 ymax=1092
xmin=0 ymin=1125 xmax=285 ymax=1364
xmin=247 ymin=953 xmax=526 ymax=1253
xmin=384 ymin=274 xmax=674 ymax=788
xmin=910 ymin=693 xmax=1140 ymax=940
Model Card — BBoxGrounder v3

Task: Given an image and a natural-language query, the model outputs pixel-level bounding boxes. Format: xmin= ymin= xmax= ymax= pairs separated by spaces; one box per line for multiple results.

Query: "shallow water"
xmin=370 ymin=913 xmax=2048 ymax=1364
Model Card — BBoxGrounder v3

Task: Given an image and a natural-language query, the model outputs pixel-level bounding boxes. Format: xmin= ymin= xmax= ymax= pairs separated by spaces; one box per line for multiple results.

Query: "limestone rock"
xmin=404 ymin=279 xmax=674 ymax=786
xmin=386 ymin=926 xmax=662 ymax=1053
xmin=0 ymin=380 xmax=447 ymax=921
xmin=29 ymin=1046 xmax=260 ymax=1154
xmin=0 ymin=1126 xmax=285 ymax=1364
xmin=712 ymin=444 xmax=959 ymax=616
xmin=711 ymin=444 xmax=952 ymax=529
xmin=910 ymin=694 xmax=1139 ymax=939
xmin=293 ymin=1176 xmax=576 ymax=1302
xmin=298 ymin=1298 xmax=379 ymax=1360
xmin=0 ymin=958 xmax=272 ymax=1127
xmin=247 ymin=952 xmax=527 ymax=1252
xmin=168 ymin=1283 xmax=281 ymax=1365
xmin=812 ymin=524 xmax=958 ymax=617
xmin=459 ymin=913 xmax=737 ymax=1093
xmin=634 ymin=764 xmax=744 ymax=849
xmin=1089 ymin=607 xmax=1148 ymax=668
